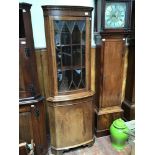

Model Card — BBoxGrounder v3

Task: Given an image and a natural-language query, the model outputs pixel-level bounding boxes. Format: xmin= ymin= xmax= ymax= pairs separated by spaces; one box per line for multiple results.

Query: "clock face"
xmin=105 ymin=2 xmax=127 ymax=28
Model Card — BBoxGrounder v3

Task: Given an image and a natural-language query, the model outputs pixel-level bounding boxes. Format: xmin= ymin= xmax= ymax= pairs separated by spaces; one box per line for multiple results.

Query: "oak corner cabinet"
xmin=19 ymin=3 xmax=47 ymax=155
xmin=94 ymin=0 xmax=134 ymax=137
xmin=42 ymin=5 xmax=94 ymax=154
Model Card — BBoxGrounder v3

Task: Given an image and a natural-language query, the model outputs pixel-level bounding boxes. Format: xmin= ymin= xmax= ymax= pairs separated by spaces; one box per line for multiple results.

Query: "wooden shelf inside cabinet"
xmin=57 ymin=65 xmax=85 ymax=71
xmin=42 ymin=5 xmax=94 ymax=154
xmin=56 ymin=44 xmax=86 ymax=46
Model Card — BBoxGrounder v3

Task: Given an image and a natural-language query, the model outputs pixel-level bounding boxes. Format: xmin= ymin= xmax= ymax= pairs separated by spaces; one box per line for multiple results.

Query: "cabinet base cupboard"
xmin=42 ymin=6 xmax=94 ymax=154
xmin=47 ymin=92 xmax=94 ymax=154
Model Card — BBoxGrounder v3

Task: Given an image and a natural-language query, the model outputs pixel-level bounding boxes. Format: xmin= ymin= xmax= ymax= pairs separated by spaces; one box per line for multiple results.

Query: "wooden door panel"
xmin=19 ymin=111 xmax=33 ymax=143
xmin=19 ymin=99 xmax=47 ymax=155
xmin=31 ymin=102 xmax=46 ymax=147
xmin=56 ymin=107 xmax=84 ymax=146
xmin=49 ymin=100 xmax=93 ymax=148
xmin=19 ymin=39 xmax=35 ymax=98
xmin=101 ymin=39 xmax=125 ymax=108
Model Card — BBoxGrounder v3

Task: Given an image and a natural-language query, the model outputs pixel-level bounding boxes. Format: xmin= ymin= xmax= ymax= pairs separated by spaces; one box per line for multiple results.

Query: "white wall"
xmin=19 ymin=0 xmax=95 ymax=48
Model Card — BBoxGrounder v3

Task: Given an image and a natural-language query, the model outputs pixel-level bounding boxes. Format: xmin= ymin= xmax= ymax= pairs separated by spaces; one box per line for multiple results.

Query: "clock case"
xmin=94 ymin=0 xmax=134 ymax=137
xmin=97 ymin=0 xmax=132 ymax=34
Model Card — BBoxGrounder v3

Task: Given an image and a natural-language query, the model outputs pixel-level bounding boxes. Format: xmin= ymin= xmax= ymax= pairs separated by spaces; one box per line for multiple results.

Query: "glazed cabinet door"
xmin=46 ymin=17 xmax=91 ymax=96
xmin=100 ymin=38 xmax=125 ymax=108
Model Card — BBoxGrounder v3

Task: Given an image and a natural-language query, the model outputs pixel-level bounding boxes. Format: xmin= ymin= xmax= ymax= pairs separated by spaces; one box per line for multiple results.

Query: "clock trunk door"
xmin=100 ymin=38 xmax=125 ymax=108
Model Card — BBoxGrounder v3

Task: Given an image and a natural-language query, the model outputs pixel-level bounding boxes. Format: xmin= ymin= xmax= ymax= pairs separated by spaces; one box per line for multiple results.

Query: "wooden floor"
xmin=47 ymin=136 xmax=132 ymax=155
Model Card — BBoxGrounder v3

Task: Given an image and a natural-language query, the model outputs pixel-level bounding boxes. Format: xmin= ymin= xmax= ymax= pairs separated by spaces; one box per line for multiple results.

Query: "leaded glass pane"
xmin=55 ymin=31 xmax=61 ymax=45
xmin=82 ymin=28 xmax=86 ymax=45
xmin=66 ymin=21 xmax=75 ymax=33
xmin=59 ymin=70 xmax=71 ymax=91
xmin=82 ymin=46 xmax=85 ymax=66
xmin=72 ymin=24 xmax=80 ymax=44
xmin=57 ymin=69 xmax=62 ymax=90
xmin=73 ymin=69 xmax=81 ymax=87
xmin=54 ymin=21 xmax=64 ymax=32
xmin=56 ymin=47 xmax=61 ymax=68
xmin=61 ymin=23 xmax=70 ymax=44
xmin=62 ymin=46 xmax=71 ymax=66
xmin=82 ymin=68 xmax=85 ymax=87
xmin=72 ymin=45 xmax=81 ymax=66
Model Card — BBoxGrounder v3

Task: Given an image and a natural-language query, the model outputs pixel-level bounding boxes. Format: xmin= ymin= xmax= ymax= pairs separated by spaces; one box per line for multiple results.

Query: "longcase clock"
xmin=95 ymin=0 xmax=133 ymax=137
xmin=42 ymin=5 xmax=94 ymax=155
